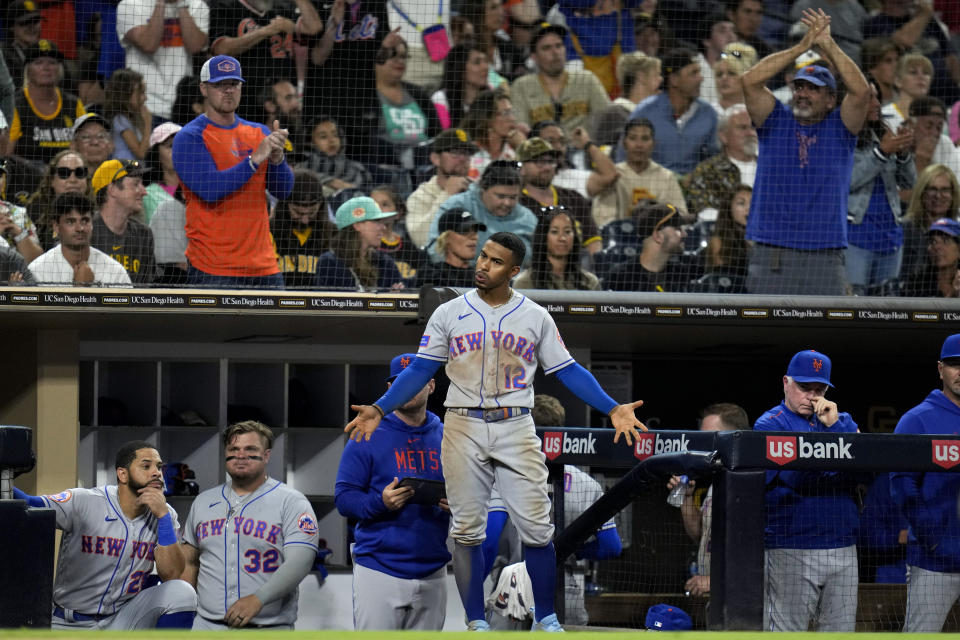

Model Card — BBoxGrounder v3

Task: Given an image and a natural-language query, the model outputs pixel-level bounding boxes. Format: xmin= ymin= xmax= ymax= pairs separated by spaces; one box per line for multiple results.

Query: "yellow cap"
xmin=92 ymin=159 xmax=144 ymax=194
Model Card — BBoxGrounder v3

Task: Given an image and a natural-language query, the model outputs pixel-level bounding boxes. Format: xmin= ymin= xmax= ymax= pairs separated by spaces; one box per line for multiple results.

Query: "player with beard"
xmin=335 ymin=353 xmax=450 ymax=630
xmin=13 ymin=440 xmax=197 ymax=629
xmin=740 ymin=7 xmax=870 ymax=295
xmin=181 ymin=421 xmax=319 ymax=629
xmin=517 ymin=137 xmax=600 ymax=257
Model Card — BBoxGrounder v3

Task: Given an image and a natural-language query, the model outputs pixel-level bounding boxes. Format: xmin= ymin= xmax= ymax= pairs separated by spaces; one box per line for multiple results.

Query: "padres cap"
xmin=23 ymin=39 xmax=63 ymax=65
xmin=9 ymin=0 xmax=41 ymax=24
xmin=386 ymin=353 xmax=418 ymax=382
xmin=92 ymin=159 xmax=145 ymax=194
xmin=437 ymin=208 xmax=487 ymax=234
xmin=432 ymin=128 xmax=478 ymax=154
xmin=517 ymin=137 xmax=558 ymax=162
xmin=334 ymin=196 xmax=394 ymax=230
xmin=941 ymin=334 xmax=960 ymax=361
xmin=200 ymin=55 xmax=245 ymax=84
xmin=531 ymin=22 xmax=567 ymax=48
xmin=786 ymin=350 xmax=833 ymax=387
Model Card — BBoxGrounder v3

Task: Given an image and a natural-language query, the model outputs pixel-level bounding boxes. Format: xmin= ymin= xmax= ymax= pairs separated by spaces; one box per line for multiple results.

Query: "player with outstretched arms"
xmin=345 ymin=231 xmax=647 ymax=632
xmin=14 ymin=440 xmax=197 ymax=629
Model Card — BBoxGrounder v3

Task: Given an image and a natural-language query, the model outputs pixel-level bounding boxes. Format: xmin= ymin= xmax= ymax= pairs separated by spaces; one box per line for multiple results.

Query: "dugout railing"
xmin=541 ymin=428 xmax=960 ymax=631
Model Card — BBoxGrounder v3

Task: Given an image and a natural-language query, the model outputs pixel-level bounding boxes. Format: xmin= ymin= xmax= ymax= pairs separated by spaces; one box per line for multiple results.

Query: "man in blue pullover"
xmin=335 ymin=353 xmax=451 ymax=631
xmin=891 ymin=333 xmax=960 ymax=632
xmin=754 ymin=349 xmax=861 ymax=632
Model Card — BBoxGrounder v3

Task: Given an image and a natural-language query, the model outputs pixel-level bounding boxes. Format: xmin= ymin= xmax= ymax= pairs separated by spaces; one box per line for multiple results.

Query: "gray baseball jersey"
xmin=182 ymin=477 xmax=319 ymax=625
xmin=39 ymin=486 xmax=180 ymax=615
xmin=418 ymin=289 xmax=573 ymax=408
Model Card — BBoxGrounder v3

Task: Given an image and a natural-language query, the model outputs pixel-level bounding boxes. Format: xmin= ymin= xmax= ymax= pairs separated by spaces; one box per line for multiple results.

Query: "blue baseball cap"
xmin=645 ymin=604 xmax=692 ymax=631
xmin=794 ymin=64 xmax=836 ymax=91
xmin=928 ymin=217 xmax=960 ymax=238
xmin=386 ymin=353 xmax=418 ymax=382
xmin=787 ymin=350 xmax=833 ymax=387
xmin=941 ymin=334 xmax=960 ymax=360
xmin=200 ymin=55 xmax=245 ymax=84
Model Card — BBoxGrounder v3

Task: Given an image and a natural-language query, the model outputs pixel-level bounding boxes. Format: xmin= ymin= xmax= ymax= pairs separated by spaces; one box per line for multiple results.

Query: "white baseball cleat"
xmin=532 ymin=613 xmax=564 ymax=632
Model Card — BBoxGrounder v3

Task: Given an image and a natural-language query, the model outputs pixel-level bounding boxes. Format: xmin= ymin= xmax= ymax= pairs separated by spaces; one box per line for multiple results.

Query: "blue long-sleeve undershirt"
xmin=375 ymin=356 xmax=442 ymax=414
xmin=13 ymin=487 xmax=46 ymax=507
xmin=172 ymin=116 xmax=294 ymax=203
xmin=555 ymin=362 xmax=618 ymax=415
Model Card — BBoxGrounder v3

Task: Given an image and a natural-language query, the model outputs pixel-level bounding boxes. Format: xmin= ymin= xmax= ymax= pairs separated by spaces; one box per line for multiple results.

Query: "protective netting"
xmin=1 ymin=0 xmax=959 ymax=293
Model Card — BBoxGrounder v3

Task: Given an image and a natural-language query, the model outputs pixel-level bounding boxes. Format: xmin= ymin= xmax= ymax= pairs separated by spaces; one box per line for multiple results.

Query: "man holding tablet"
xmin=334 ymin=353 xmax=451 ymax=631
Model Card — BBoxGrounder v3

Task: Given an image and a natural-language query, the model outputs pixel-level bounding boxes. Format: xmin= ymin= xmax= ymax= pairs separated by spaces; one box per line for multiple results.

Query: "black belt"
xmin=53 ymin=606 xmax=112 ymax=622
xmin=451 ymin=407 xmax=530 ymax=422
xmin=200 ymin=616 xmax=286 ymax=629
xmin=756 ymin=242 xmax=842 ymax=254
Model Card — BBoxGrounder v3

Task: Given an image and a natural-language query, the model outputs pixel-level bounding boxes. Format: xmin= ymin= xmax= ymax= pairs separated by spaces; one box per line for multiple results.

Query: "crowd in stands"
xmin=0 ymin=0 xmax=958 ymax=295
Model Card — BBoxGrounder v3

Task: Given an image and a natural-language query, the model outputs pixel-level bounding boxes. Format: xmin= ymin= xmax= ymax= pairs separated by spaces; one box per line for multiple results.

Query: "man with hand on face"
xmin=181 ymin=421 xmax=319 ymax=630
xmin=172 ymin=55 xmax=294 ymax=288
xmin=13 ymin=440 xmax=197 ymax=629
xmin=335 ymin=353 xmax=451 ymax=630
xmin=28 ymin=191 xmax=131 ymax=286
xmin=753 ymin=349 xmax=862 ymax=632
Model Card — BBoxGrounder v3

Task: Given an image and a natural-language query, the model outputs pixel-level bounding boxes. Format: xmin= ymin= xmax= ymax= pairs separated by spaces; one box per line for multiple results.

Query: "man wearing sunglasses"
xmin=91 ymin=159 xmax=156 ymax=285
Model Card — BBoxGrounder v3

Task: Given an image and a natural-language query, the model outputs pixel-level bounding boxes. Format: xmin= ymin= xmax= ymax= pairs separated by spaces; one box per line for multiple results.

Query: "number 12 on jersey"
xmin=503 ymin=365 xmax=527 ymax=389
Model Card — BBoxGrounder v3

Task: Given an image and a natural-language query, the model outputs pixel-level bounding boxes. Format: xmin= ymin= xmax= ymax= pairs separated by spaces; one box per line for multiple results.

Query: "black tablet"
xmin=397 ymin=477 xmax=447 ymax=505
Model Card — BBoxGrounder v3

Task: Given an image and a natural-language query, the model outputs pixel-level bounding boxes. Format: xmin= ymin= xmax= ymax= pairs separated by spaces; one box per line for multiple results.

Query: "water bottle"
xmin=667 ymin=475 xmax=688 ymax=508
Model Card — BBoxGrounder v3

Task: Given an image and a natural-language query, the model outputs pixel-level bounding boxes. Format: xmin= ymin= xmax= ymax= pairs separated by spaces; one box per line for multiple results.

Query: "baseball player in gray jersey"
xmin=14 ymin=440 xmax=197 ymax=629
xmin=181 ymin=421 xmax=320 ymax=630
xmin=346 ymin=231 xmax=647 ymax=632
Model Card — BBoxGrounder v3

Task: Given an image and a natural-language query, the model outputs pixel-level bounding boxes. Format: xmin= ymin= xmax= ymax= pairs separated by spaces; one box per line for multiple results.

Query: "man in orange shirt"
xmin=171 ymin=54 xmax=292 ymax=288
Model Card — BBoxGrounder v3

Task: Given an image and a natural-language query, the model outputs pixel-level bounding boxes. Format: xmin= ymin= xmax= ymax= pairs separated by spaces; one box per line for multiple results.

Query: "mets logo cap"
xmin=794 ymin=64 xmax=836 ymax=91
xmin=200 ymin=55 xmax=245 ymax=84
xmin=334 ymin=196 xmax=395 ymax=230
xmin=645 ymin=604 xmax=692 ymax=631
xmin=941 ymin=334 xmax=960 ymax=361
xmin=387 ymin=353 xmax=418 ymax=382
xmin=787 ymin=349 xmax=833 ymax=387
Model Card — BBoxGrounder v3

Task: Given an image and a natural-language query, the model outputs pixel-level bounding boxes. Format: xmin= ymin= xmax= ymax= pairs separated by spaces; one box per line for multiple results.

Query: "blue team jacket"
xmin=891 ymin=390 xmax=960 ymax=573
xmin=754 ymin=401 xmax=861 ymax=549
xmin=335 ymin=410 xmax=451 ymax=579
